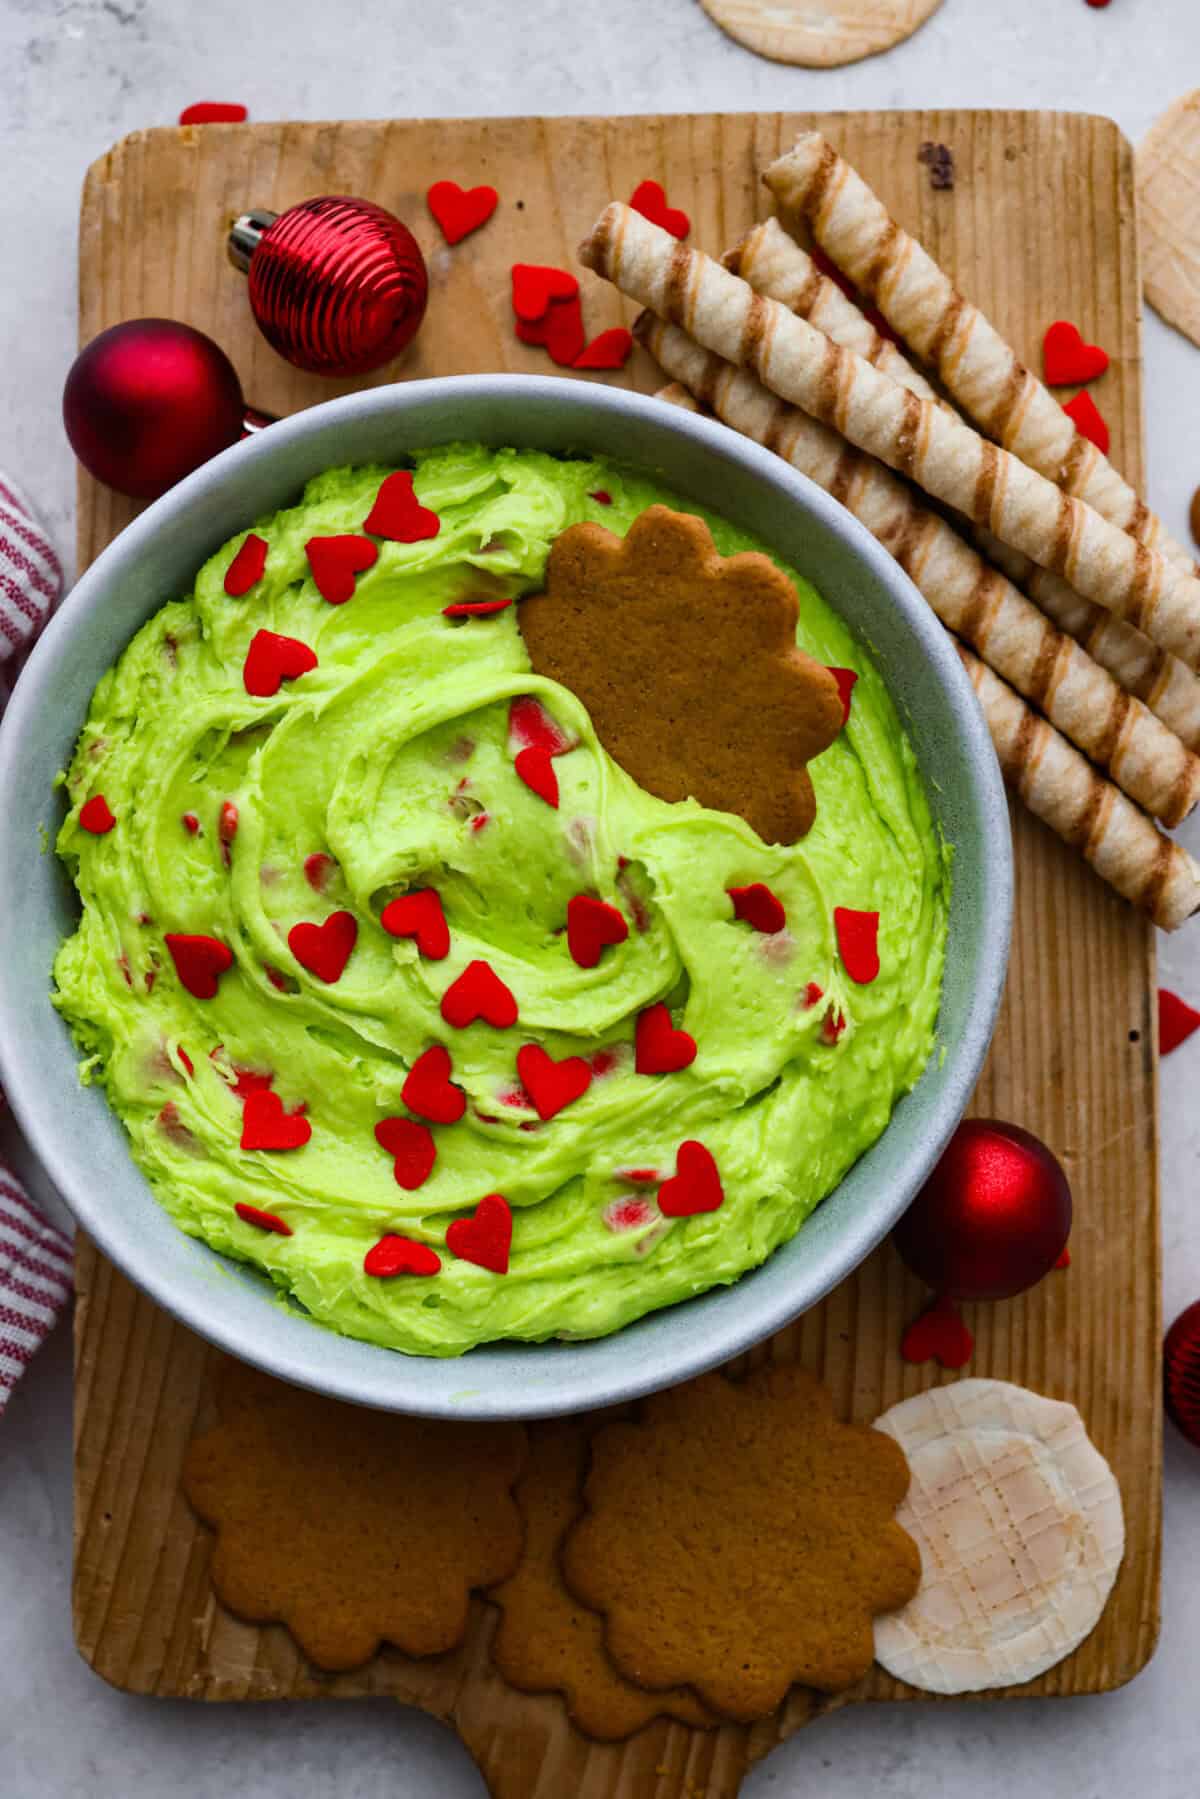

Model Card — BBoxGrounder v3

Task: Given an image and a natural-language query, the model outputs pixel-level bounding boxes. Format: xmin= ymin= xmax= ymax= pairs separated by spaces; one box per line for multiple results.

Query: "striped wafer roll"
xmin=636 ymin=314 xmax=1200 ymax=826
xmin=726 ymin=218 xmax=943 ymax=404
xmin=974 ymin=528 xmax=1200 ymax=753
xmin=580 ymin=204 xmax=1200 ymax=670
xmin=956 ymin=648 xmax=1200 ymax=932
xmin=654 ymin=376 xmax=1200 ymax=928
xmin=765 ymin=132 xmax=1199 ymax=577
xmin=731 ymin=216 xmax=1200 ymax=752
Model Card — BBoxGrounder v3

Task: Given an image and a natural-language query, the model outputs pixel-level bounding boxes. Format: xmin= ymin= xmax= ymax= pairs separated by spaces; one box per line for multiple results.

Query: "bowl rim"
xmin=0 ymin=373 xmax=1012 ymax=1417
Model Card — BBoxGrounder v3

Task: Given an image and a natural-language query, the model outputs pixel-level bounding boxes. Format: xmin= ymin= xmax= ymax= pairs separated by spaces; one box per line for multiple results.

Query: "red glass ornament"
xmin=1165 ymin=1301 xmax=1200 ymax=1448
xmin=893 ymin=1119 xmax=1072 ymax=1302
xmin=229 ymin=196 xmax=428 ymax=377
xmin=63 ymin=319 xmax=246 ymax=500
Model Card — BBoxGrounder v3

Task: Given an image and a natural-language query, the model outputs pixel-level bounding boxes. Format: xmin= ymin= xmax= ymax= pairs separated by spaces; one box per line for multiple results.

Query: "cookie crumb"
xmin=918 ymin=141 xmax=955 ymax=190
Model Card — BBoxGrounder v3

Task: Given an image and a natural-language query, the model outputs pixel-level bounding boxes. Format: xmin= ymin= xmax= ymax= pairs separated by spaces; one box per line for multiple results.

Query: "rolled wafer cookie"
xmin=976 ymin=527 xmax=1200 ymax=754
xmin=764 ymin=132 xmax=1199 ymax=578
xmin=656 ymin=378 xmax=1200 ymax=925
xmin=580 ymin=205 xmax=1200 ymax=671
xmin=732 ymin=216 xmax=1200 ymax=752
xmin=958 ymin=648 xmax=1200 ymax=931
xmin=872 ymin=1381 xmax=1124 ymax=1694
xmin=636 ymin=315 xmax=1200 ymax=829
xmin=727 ymin=217 xmax=944 ymax=404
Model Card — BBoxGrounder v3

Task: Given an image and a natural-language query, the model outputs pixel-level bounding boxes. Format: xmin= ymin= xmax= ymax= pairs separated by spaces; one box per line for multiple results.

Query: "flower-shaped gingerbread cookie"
xmin=489 ymin=1416 xmax=715 ymax=1739
xmin=560 ymin=1364 xmax=920 ymax=1720
xmin=183 ymin=1358 xmax=526 ymax=1670
xmin=518 ymin=505 xmax=844 ymax=843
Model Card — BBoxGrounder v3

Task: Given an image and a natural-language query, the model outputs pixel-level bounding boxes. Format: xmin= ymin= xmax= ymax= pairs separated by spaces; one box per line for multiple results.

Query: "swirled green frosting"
xmin=53 ymin=446 xmax=949 ymax=1355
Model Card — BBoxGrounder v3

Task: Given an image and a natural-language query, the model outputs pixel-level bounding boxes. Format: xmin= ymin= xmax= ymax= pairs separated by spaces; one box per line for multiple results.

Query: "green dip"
xmin=53 ymin=446 xmax=950 ymax=1355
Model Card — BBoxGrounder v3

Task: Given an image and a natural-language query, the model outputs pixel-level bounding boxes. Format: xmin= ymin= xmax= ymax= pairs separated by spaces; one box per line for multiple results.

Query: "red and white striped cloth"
xmin=0 ymin=1169 xmax=72 ymax=1413
xmin=0 ymin=470 xmax=70 ymax=1415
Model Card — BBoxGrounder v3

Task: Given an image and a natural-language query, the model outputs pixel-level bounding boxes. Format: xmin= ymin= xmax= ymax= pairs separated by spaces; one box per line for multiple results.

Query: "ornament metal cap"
xmin=228 ymin=209 xmax=278 ymax=272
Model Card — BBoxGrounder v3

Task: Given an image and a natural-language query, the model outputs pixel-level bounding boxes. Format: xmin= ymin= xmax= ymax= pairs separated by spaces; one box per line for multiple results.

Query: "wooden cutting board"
xmin=72 ymin=110 xmax=1161 ymax=1796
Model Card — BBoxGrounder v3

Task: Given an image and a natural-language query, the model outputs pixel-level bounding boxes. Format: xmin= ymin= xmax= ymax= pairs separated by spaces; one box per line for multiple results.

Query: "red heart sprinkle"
xmin=304 ymin=851 xmax=337 ymax=893
xmin=441 ymin=959 xmax=519 ymax=1029
xmin=635 ymin=1003 xmax=698 ymax=1075
xmin=426 ymin=179 xmax=499 ymax=245
xmin=446 ymin=1192 xmax=513 ymax=1274
xmin=305 ymin=534 xmax=378 ymax=604
xmin=822 ymin=1008 xmax=847 ymax=1045
xmin=402 ymin=1044 xmax=466 ymax=1124
xmin=657 ymin=1140 xmax=724 ymax=1217
xmin=728 ymin=883 xmax=786 ymax=934
xmin=589 ymin=489 xmax=613 ymax=505
xmin=1160 ymin=987 xmax=1200 ymax=1055
xmin=164 ymin=932 xmax=233 ymax=999
xmin=375 ymin=1116 xmax=437 ymax=1189
xmin=364 ymin=1234 xmax=442 ymax=1278
xmin=182 ymin=812 xmax=200 ymax=834
xmin=629 ymin=179 xmax=690 ymax=240
xmin=516 ymin=1043 xmax=592 ymax=1120
xmin=900 ymin=1294 xmax=974 ymax=1369
xmin=618 ymin=1167 xmax=660 ymax=1184
xmin=363 ymin=471 xmax=441 ymax=543
xmin=516 ymin=293 xmax=586 ymax=366
xmin=243 ymin=628 xmax=318 ymax=697
xmin=231 ymin=1064 xmax=273 ymax=1100
xmin=511 ymin=263 xmax=579 ymax=321
xmin=1043 ymin=320 xmax=1109 ymax=386
xmin=381 ymin=888 xmax=450 ymax=960
xmin=827 ymin=666 xmax=858 ymax=726
xmin=1055 ymin=1246 xmax=1072 ymax=1269
xmin=442 ymin=597 xmax=512 ymax=617
xmin=567 ymin=895 xmax=628 ymax=968
xmin=1062 ymin=390 xmax=1110 ymax=455
xmin=79 ymin=795 xmax=115 ymax=834
xmin=263 ymin=964 xmax=291 ymax=992
xmin=240 ymin=1089 xmax=312 ymax=1152
xmin=179 ymin=101 xmax=248 ymax=124
xmin=177 ymin=1048 xmax=195 ymax=1077
xmin=509 ymin=695 xmax=573 ymax=756
xmin=834 ymin=907 xmax=881 ymax=984
xmin=223 ymin=532 xmax=268 ymax=596
xmin=287 ymin=910 xmax=358 ymax=984
xmin=514 ymin=746 xmax=559 ymax=807
xmin=219 ymin=800 xmax=238 ymax=846
xmin=604 ymin=1195 xmax=658 ymax=1233
xmin=234 ymin=1201 xmax=292 ymax=1236
xmin=803 ymin=981 xmax=824 ymax=1008
xmin=574 ymin=328 xmax=634 ymax=371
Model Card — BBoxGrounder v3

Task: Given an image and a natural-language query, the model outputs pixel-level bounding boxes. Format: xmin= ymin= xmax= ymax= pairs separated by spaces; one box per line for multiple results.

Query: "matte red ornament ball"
xmin=236 ymin=196 xmax=428 ymax=377
xmin=1165 ymin=1301 xmax=1200 ymax=1449
xmin=893 ymin=1118 xmax=1072 ymax=1302
xmin=63 ymin=319 xmax=245 ymax=500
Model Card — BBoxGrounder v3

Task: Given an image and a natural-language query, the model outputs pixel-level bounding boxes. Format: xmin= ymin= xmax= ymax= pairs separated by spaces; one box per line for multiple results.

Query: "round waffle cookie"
xmin=872 ymin=1379 xmax=1124 ymax=1694
xmin=697 ymin=0 xmax=944 ymax=69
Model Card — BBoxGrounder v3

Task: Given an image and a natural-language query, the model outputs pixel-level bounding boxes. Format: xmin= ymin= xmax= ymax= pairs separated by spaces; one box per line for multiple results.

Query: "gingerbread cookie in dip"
xmin=53 ymin=445 xmax=949 ymax=1356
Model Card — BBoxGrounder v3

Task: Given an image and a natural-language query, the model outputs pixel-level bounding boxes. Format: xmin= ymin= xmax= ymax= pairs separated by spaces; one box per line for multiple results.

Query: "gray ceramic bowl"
xmin=0 ymin=376 xmax=1011 ymax=1419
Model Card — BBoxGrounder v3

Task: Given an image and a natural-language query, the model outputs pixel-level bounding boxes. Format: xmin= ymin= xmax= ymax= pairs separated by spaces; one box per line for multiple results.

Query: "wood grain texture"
xmin=73 ymin=111 xmax=1160 ymax=1795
